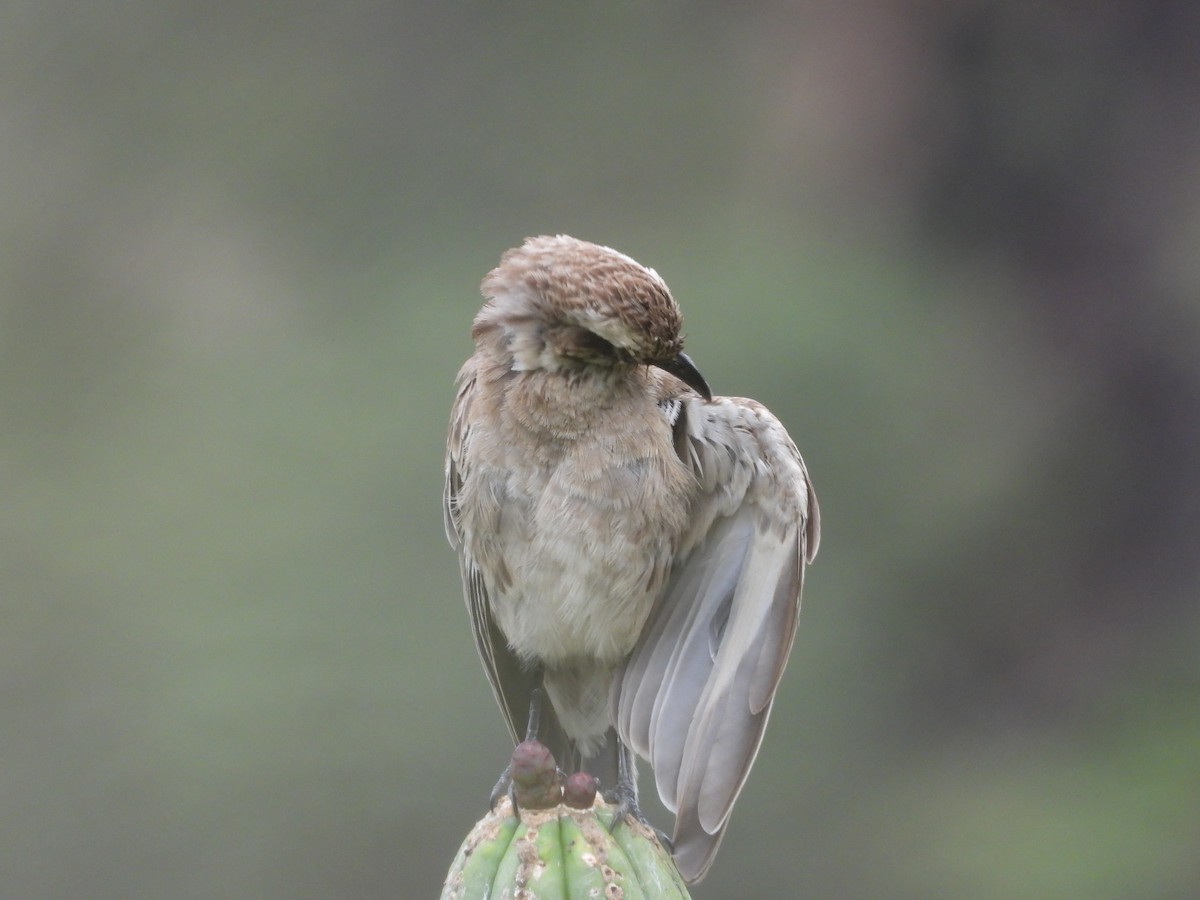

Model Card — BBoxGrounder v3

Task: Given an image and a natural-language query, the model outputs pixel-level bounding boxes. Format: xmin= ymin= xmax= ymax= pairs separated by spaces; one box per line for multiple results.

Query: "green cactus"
xmin=441 ymin=741 xmax=691 ymax=899
xmin=440 ymin=797 xmax=691 ymax=900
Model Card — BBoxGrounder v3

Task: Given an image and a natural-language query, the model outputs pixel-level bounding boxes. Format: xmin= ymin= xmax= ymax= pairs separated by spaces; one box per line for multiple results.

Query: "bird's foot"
xmin=489 ymin=765 xmax=516 ymax=815
xmin=602 ymin=782 xmax=672 ymax=849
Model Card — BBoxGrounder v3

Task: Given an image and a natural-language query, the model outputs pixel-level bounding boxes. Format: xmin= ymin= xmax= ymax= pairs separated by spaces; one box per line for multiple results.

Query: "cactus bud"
xmin=562 ymin=772 xmax=599 ymax=809
xmin=509 ymin=739 xmax=562 ymax=810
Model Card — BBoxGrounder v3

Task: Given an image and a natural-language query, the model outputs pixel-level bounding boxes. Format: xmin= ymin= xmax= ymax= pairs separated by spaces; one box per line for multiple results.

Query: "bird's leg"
xmin=605 ymin=741 xmax=673 ymax=850
xmin=524 ymin=685 xmax=543 ymax=741
xmin=605 ymin=740 xmax=642 ymax=822
xmin=489 ymin=682 xmax=548 ymax=815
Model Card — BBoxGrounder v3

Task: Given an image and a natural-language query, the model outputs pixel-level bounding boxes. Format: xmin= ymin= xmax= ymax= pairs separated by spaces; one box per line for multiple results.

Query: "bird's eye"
xmin=554 ymin=327 xmax=627 ymax=363
xmin=576 ymin=330 xmax=619 ymax=358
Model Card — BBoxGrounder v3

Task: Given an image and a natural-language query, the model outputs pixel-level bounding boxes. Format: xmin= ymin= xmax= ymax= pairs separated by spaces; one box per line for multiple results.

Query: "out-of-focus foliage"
xmin=4 ymin=3 xmax=1198 ymax=897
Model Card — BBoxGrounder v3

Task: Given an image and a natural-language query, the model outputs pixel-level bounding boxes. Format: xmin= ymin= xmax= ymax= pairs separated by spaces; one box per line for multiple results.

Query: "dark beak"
xmin=656 ymin=352 xmax=712 ymax=401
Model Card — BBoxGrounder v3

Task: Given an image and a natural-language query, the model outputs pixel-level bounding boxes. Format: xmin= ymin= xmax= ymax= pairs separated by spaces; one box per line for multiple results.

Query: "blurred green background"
xmin=4 ymin=3 xmax=1199 ymax=897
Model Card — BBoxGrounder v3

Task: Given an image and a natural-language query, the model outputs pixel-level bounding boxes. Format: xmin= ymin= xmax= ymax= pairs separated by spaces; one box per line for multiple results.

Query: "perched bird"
xmin=444 ymin=235 xmax=819 ymax=883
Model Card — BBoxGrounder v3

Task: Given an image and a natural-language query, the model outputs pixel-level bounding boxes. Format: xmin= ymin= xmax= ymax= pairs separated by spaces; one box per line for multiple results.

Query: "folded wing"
xmin=616 ymin=394 xmax=819 ymax=883
xmin=445 ymin=363 xmax=572 ymax=760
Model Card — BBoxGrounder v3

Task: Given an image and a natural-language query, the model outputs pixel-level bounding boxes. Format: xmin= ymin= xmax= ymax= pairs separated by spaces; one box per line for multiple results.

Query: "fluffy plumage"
xmin=444 ymin=235 xmax=819 ymax=882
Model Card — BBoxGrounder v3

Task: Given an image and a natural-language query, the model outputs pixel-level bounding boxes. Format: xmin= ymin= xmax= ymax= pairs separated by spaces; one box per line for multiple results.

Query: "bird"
xmin=443 ymin=234 xmax=819 ymax=883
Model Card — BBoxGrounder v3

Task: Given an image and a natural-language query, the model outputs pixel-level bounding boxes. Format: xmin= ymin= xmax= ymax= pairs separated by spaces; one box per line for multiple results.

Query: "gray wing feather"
xmin=445 ymin=364 xmax=525 ymax=743
xmin=617 ymin=395 xmax=819 ymax=883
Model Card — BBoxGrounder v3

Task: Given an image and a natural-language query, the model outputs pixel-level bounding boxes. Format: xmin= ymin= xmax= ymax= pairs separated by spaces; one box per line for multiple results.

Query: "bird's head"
xmin=475 ymin=235 xmax=711 ymax=400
